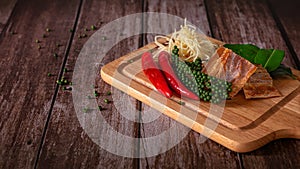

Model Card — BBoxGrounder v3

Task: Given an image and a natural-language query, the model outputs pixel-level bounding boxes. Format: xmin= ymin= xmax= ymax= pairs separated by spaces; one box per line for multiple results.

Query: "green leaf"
xmin=224 ymin=44 xmax=285 ymax=72
xmin=254 ymin=49 xmax=284 ymax=72
xmin=224 ymin=44 xmax=259 ymax=62
xmin=270 ymin=64 xmax=296 ymax=79
xmin=254 ymin=49 xmax=272 ymax=66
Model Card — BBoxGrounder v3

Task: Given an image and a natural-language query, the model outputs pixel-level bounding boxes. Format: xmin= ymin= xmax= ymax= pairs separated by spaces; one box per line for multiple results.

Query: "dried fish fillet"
xmin=203 ymin=47 xmax=257 ymax=98
xmin=243 ymin=65 xmax=281 ymax=99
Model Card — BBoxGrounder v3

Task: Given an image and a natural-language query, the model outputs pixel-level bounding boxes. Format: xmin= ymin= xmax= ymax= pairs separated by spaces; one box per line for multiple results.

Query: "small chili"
xmin=141 ymin=52 xmax=172 ymax=98
xmin=158 ymin=51 xmax=199 ymax=100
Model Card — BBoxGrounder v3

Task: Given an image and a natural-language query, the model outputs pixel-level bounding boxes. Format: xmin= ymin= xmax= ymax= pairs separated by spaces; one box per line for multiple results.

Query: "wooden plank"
xmin=205 ymin=0 xmax=300 ymax=168
xmin=0 ymin=0 xmax=17 ymax=34
xmin=0 ymin=0 xmax=80 ymax=168
xmin=268 ymin=0 xmax=300 ymax=68
xmin=241 ymin=139 xmax=300 ymax=169
xmin=35 ymin=0 xmax=143 ymax=168
xmin=139 ymin=0 xmax=240 ymax=168
xmin=206 ymin=0 xmax=297 ymax=69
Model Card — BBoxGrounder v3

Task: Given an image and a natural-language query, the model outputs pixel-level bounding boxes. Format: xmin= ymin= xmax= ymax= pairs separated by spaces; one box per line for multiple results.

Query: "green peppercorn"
xmin=56 ymin=80 xmax=62 ymax=85
xmin=170 ymin=45 xmax=232 ymax=104
xmin=94 ymin=91 xmax=99 ymax=97
xmin=104 ymin=99 xmax=109 ymax=103
xmin=83 ymin=107 xmax=88 ymax=113
xmin=179 ymin=101 xmax=185 ymax=105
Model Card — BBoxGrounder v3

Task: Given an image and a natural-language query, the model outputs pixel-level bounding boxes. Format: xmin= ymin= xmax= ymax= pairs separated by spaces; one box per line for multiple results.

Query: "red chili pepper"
xmin=158 ymin=51 xmax=199 ymax=100
xmin=141 ymin=52 xmax=173 ymax=98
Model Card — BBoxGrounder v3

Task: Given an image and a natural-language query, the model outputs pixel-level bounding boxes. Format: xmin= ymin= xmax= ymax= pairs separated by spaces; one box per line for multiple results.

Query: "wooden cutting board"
xmin=100 ymin=42 xmax=300 ymax=153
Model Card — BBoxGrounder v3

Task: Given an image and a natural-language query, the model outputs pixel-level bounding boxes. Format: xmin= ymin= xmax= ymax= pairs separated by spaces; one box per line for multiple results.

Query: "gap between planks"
xmin=266 ymin=0 xmax=300 ymax=69
xmin=33 ymin=0 xmax=84 ymax=168
xmin=0 ymin=0 xmax=18 ymax=37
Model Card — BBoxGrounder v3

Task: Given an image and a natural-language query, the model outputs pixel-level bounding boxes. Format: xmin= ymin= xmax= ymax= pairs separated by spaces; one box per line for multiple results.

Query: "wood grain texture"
xmin=268 ymin=0 xmax=300 ymax=69
xmin=205 ymin=0 xmax=300 ymax=168
xmin=0 ymin=0 xmax=80 ymax=168
xmin=35 ymin=0 xmax=143 ymax=168
xmin=0 ymin=0 xmax=17 ymax=34
xmin=139 ymin=0 xmax=240 ymax=168
xmin=206 ymin=0 xmax=296 ymax=69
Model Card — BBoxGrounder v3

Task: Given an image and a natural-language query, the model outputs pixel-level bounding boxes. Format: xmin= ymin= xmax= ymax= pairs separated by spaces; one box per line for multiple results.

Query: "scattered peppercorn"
xmin=106 ymin=91 xmax=111 ymax=95
xmin=91 ymin=25 xmax=96 ymax=30
xmin=179 ymin=101 xmax=185 ymax=105
xmin=54 ymin=53 xmax=58 ymax=58
xmin=102 ymin=36 xmax=106 ymax=41
xmin=127 ymin=59 xmax=134 ymax=63
xmin=35 ymin=39 xmax=40 ymax=43
xmin=69 ymin=29 xmax=73 ymax=33
xmin=63 ymin=68 xmax=67 ymax=72
xmin=38 ymin=45 xmax=41 ymax=49
xmin=98 ymin=106 xmax=103 ymax=110
xmin=47 ymin=73 xmax=52 ymax=77
xmin=104 ymin=99 xmax=109 ymax=104
xmin=56 ymin=80 xmax=62 ymax=85
xmin=46 ymin=28 xmax=51 ymax=32
xmin=56 ymin=77 xmax=70 ymax=85
xmin=83 ymin=107 xmax=88 ymax=113
xmin=42 ymin=34 xmax=46 ymax=38
xmin=94 ymin=91 xmax=100 ymax=97
xmin=84 ymin=28 xmax=89 ymax=32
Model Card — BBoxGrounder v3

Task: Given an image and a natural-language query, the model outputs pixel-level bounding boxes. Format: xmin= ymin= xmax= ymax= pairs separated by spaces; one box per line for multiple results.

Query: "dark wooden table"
xmin=0 ymin=0 xmax=299 ymax=168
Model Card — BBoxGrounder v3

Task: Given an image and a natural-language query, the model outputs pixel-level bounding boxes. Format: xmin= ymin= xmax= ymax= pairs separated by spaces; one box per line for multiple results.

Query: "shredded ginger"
xmin=154 ymin=19 xmax=218 ymax=62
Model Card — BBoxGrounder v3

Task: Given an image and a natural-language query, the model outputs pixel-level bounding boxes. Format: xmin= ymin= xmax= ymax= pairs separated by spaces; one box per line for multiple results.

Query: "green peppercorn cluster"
xmin=171 ymin=46 xmax=232 ymax=104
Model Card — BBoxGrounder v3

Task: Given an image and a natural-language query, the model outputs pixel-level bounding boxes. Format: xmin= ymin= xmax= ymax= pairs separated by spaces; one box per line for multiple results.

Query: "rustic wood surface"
xmin=268 ymin=0 xmax=300 ymax=69
xmin=0 ymin=0 xmax=299 ymax=169
xmin=35 ymin=0 xmax=143 ymax=168
xmin=0 ymin=0 xmax=80 ymax=168
xmin=0 ymin=0 xmax=17 ymax=34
